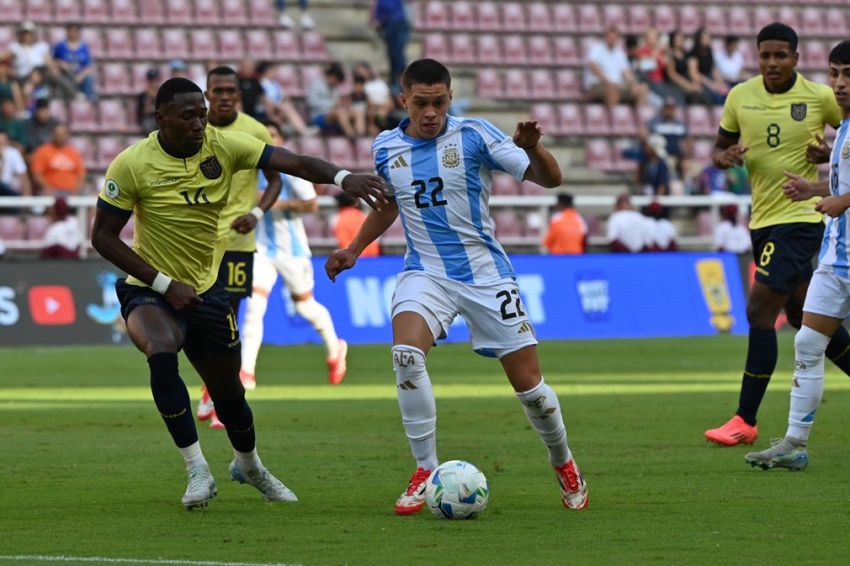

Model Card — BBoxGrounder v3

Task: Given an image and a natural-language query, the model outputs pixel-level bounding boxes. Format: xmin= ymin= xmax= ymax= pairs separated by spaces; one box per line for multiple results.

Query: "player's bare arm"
xmin=782 ymin=171 xmax=830 ymax=201
xmin=515 ymin=121 xmax=562 ymax=188
xmin=325 ymin=200 xmax=399 ymax=282
xmin=712 ymin=131 xmax=748 ymax=169
xmin=266 ymin=147 xmax=388 ymax=210
xmin=231 ymin=167 xmax=282 ymax=234
xmin=91 ymin=208 xmax=203 ymax=310
xmin=274 ymin=198 xmax=319 ymax=213
xmin=815 ymin=193 xmax=850 ymax=217
xmin=807 ymin=134 xmax=832 ymax=164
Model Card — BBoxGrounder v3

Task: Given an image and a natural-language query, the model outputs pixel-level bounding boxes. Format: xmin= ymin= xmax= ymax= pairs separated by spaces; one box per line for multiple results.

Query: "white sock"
xmin=787 ymin=326 xmax=830 ymax=441
xmin=233 ymin=448 xmax=263 ymax=472
xmin=393 ymin=345 xmax=439 ymax=471
xmin=179 ymin=441 xmax=208 ymax=470
xmin=516 ymin=378 xmax=571 ymax=468
xmin=240 ymin=293 xmax=268 ymax=376
xmin=295 ymin=298 xmax=339 ymax=357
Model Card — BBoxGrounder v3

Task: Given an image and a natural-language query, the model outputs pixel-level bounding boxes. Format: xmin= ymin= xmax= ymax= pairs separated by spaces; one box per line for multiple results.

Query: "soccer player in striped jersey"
xmin=746 ymin=41 xmax=850 ymax=470
xmin=91 ymin=77 xmax=386 ymax=510
xmin=239 ymin=122 xmax=347 ymax=389
xmin=325 ymin=59 xmax=588 ymax=513
xmin=704 ymin=24 xmax=850 ymax=447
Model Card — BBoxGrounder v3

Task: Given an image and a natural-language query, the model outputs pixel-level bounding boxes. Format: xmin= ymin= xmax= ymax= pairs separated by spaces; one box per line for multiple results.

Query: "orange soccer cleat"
xmin=394 ymin=467 xmax=431 ymax=515
xmin=326 ymin=339 xmax=348 ymax=385
xmin=554 ymin=458 xmax=589 ymax=510
xmin=705 ymin=415 xmax=758 ymax=446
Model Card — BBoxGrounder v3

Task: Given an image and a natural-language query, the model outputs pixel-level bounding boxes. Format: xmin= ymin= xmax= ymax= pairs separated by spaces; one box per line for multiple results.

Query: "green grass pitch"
xmin=2 ymin=334 xmax=850 ymax=565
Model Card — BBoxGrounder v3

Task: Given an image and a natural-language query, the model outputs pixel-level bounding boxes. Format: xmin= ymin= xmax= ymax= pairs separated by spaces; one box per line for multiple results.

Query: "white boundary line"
xmin=0 ymin=556 xmax=301 ymax=566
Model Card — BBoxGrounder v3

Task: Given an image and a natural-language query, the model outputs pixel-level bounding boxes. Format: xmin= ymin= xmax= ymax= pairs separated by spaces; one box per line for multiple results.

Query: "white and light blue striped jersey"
xmin=372 ymin=115 xmax=530 ymax=284
xmin=818 ymin=119 xmax=850 ymax=276
xmin=255 ymin=171 xmax=317 ymax=258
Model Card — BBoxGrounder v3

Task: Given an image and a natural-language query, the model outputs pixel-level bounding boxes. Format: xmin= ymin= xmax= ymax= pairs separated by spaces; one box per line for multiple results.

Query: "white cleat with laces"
xmin=229 ymin=459 xmax=298 ymax=502
xmin=182 ymin=465 xmax=217 ymax=510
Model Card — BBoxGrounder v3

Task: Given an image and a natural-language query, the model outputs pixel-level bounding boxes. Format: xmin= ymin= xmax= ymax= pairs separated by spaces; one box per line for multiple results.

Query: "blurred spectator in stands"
xmin=169 ymin=59 xmax=188 ymax=80
xmin=0 ymin=131 xmax=30 ymax=196
xmin=0 ymin=59 xmax=24 ymax=115
xmin=0 ymin=97 xmax=27 ymax=149
xmin=665 ymin=30 xmax=708 ymax=105
xmin=237 ymin=59 xmax=265 ymax=119
xmin=257 ymin=61 xmax=314 ymax=137
xmin=0 ymin=236 xmax=5 ymax=257
xmin=24 ymin=97 xmax=58 ymax=153
xmin=644 ymin=97 xmax=690 ymax=179
xmin=353 ymin=61 xmax=394 ymax=134
xmin=713 ymin=203 xmax=751 ymax=254
xmin=22 ymin=67 xmax=50 ymax=113
xmin=30 ymin=123 xmax=86 ymax=196
xmin=40 ymin=196 xmax=81 ymax=259
xmin=52 ymin=23 xmax=97 ymax=102
xmin=276 ymin=0 xmax=314 ymax=30
xmin=635 ymin=28 xmax=683 ymax=106
xmin=332 ymin=192 xmax=380 ymax=257
xmin=687 ymin=28 xmax=728 ymax=105
xmin=607 ymin=193 xmax=650 ymax=253
xmin=543 ymin=193 xmax=587 ymax=255
xmin=695 ymin=162 xmax=751 ymax=196
xmin=7 ymin=21 xmax=76 ymax=101
xmin=371 ymin=0 xmax=411 ymax=90
xmin=638 ymin=135 xmax=671 ymax=196
xmin=643 ymin=202 xmax=678 ymax=251
xmin=136 ymin=67 xmax=159 ymax=135
xmin=714 ymin=35 xmax=745 ymax=87
xmin=307 ymin=62 xmax=363 ymax=138
xmin=585 ymin=27 xmax=648 ymax=109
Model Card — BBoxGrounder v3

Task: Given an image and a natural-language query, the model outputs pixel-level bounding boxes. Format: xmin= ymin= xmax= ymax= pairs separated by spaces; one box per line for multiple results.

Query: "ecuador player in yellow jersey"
xmin=90 ymin=77 xmax=386 ymax=509
xmin=196 ymin=66 xmax=281 ymax=429
xmin=705 ymin=24 xmax=850 ymax=447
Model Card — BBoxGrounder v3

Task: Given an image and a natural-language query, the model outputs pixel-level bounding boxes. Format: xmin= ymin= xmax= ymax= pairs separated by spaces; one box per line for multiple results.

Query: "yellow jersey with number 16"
xmin=719 ymin=73 xmax=841 ymax=229
xmin=97 ymin=127 xmax=270 ymax=294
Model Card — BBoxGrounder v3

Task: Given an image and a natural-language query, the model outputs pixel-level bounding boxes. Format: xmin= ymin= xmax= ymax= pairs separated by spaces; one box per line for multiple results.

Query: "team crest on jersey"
xmin=200 ymin=156 xmax=222 ymax=179
xmin=842 ymin=141 xmax=850 ymax=160
xmin=105 ymin=179 xmax=120 ymax=199
xmin=442 ymin=144 xmax=460 ymax=168
xmin=790 ymin=103 xmax=807 ymax=122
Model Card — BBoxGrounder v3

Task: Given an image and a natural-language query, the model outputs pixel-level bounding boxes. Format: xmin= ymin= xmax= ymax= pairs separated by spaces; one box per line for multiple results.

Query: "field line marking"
xmin=0 ymin=556 xmax=300 ymax=566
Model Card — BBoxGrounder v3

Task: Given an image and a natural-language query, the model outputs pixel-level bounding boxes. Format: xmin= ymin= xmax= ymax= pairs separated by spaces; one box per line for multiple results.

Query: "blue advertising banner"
xmin=258 ymin=252 xmax=748 ymax=346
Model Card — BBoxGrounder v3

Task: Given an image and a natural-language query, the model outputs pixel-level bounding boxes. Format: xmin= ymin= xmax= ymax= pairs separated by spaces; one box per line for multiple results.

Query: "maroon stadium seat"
xmin=612 ymin=139 xmax=637 ymax=172
xmin=55 ymin=0 xmax=82 ymax=21
xmin=133 ymin=29 xmax=161 ymax=60
xmin=529 ymin=70 xmax=555 ymax=101
xmin=217 ymin=30 xmax=244 ymax=58
xmin=585 ymin=139 xmax=615 ymax=171
xmin=275 ymin=64 xmax=302 ymax=97
xmin=26 ymin=216 xmax=50 ymax=241
xmin=82 ymin=0 xmax=109 ymax=23
xmin=450 ymin=1 xmax=475 ymax=31
xmin=687 ymin=105 xmax=715 ymax=137
xmin=48 ymin=100 xmax=68 ymax=124
xmin=301 ymin=31 xmax=328 ymax=62
xmin=584 ymin=104 xmax=612 ymax=136
xmin=692 ymin=140 xmax=714 ymax=167
xmin=297 ymin=137 xmax=328 ymax=161
xmin=69 ymin=100 xmax=98 ymax=133
xmin=221 ymin=0 xmax=249 ymax=27
xmin=610 ymin=105 xmax=638 ymax=136
xmin=678 ymin=6 xmax=701 ymax=34
xmin=602 ymin=5 xmax=627 ymax=32
xmin=105 ymin=28 xmax=134 ymax=59
xmin=491 ymin=174 xmax=521 ymax=196
xmin=98 ymin=99 xmax=130 ymax=133
xmin=96 ymin=137 xmax=126 ymax=169
xmin=553 ymin=36 xmax=579 ymax=66
xmin=194 ymin=0 xmax=221 ymax=25
xmin=753 ymin=7 xmax=774 ymax=32
xmin=80 ymin=27 xmax=104 ymax=58
xmin=0 ymin=28 xmax=14 ymax=52
xmin=653 ymin=6 xmax=676 ymax=34
xmin=138 ymin=0 xmax=166 ymax=25
xmin=301 ymin=214 xmax=326 ymax=240
xmin=554 ymin=69 xmax=580 ymax=100
xmin=449 ymin=34 xmax=476 ymax=65
xmin=627 ymin=6 xmax=651 ymax=35
xmin=801 ymin=8 xmax=826 ymax=36
xmin=421 ymin=1 xmax=448 ymax=31
xmin=704 ymin=7 xmax=726 ymax=35
xmin=727 ymin=7 xmax=752 ymax=36
xmin=245 ymin=30 xmax=274 ymax=60
xmin=47 ymin=26 xmax=67 ymax=47
xmin=527 ymin=3 xmax=551 ymax=33
xmin=131 ymin=62 xmax=161 ymax=92
xmin=528 ymin=36 xmax=553 ymax=66
xmin=477 ymin=2 xmax=501 ymax=31
xmin=776 ymin=7 xmax=799 ymax=31
xmin=503 ymin=69 xmax=528 ymax=100
xmin=501 ymin=2 xmax=527 ymax=32
xmin=502 ymin=35 xmax=526 ymax=66
xmin=110 ymin=0 xmax=137 ymax=24
xmin=521 ymin=180 xmax=547 ymax=197
xmin=248 ymin=0 xmax=275 ymax=24
xmin=476 ymin=69 xmax=502 ymax=98
xmin=166 ymin=0 xmax=193 ymax=25
xmin=163 ymin=29 xmax=190 ymax=60
xmin=274 ymin=31 xmax=301 ymax=61
xmin=0 ymin=0 xmax=23 ymax=23
xmin=326 ymin=137 xmax=357 ymax=170
xmin=577 ymin=6 xmax=603 ymax=34
xmin=802 ymin=40 xmax=828 ymax=72
xmin=422 ymin=34 xmax=449 ymax=62
xmin=552 ymin=4 xmax=576 ymax=33
xmin=494 ymin=211 xmax=523 ymax=239
xmin=826 ymin=9 xmax=847 ymax=38
xmin=354 ymin=137 xmax=374 ymax=171
xmin=477 ymin=35 xmax=501 ymax=66
xmin=557 ymin=104 xmax=584 ymax=136
xmin=101 ymin=63 xmax=133 ymax=96
xmin=25 ymin=0 xmax=51 ymax=22
xmin=0 ymin=217 xmax=25 ymax=241
xmin=70 ymin=136 xmax=95 ymax=165
xmin=300 ymin=65 xmax=323 ymax=94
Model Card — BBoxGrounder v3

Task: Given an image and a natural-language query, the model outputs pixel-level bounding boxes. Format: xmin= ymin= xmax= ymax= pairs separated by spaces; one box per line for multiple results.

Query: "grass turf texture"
xmin=2 ymin=334 xmax=850 ymax=565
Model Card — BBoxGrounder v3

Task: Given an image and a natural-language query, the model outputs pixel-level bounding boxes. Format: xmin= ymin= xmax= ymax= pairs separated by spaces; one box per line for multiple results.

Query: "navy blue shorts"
xmin=217 ymin=251 xmax=254 ymax=299
xmin=115 ymin=278 xmax=240 ymax=363
xmin=750 ymin=222 xmax=823 ymax=294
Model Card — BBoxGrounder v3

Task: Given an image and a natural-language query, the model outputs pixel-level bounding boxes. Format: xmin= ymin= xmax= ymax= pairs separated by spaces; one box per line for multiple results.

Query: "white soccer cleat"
xmin=196 ymin=387 xmax=215 ymax=421
xmin=182 ymin=465 xmax=217 ymax=510
xmin=554 ymin=458 xmax=588 ymax=510
xmin=229 ymin=459 xmax=298 ymax=502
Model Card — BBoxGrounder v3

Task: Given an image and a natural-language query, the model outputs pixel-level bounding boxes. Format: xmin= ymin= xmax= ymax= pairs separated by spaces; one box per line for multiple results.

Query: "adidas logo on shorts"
xmin=518 ymin=322 xmax=532 ymax=334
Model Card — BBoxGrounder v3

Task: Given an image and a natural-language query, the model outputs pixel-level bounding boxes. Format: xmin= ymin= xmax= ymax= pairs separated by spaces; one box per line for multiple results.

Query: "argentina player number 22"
xmin=412 ymin=177 xmax=447 ymax=209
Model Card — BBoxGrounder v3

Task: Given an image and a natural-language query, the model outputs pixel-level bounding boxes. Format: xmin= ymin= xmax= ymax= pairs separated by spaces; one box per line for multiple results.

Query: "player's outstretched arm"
xmin=325 ymin=200 xmax=399 ymax=282
xmin=91 ymin=207 xmax=202 ymax=310
xmin=712 ymin=131 xmax=747 ymax=170
xmin=514 ymin=121 xmax=562 ymax=188
xmin=266 ymin=147 xmax=388 ymax=210
xmin=231 ymin=167 xmax=282 ymax=234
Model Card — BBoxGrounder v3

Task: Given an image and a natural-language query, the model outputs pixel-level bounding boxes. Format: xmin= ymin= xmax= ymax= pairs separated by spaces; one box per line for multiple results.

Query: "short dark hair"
xmin=255 ymin=60 xmax=273 ymax=76
xmin=830 ymin=41 xmax=850 ymax=66
xmin=262 ymin=120 xmax=283 ymax=140
xmin=324 ymin=62 xmax=345 ymax=82
xmin=757 ymin=23 xmax=798 ymax=52
xmin=557 ymin=193 xmax=574 ymax=208
xmin=401 ymin=58 xmax=451 ymax=90
xmin=155 ymin=77 xmax=202 ymax=109
xmin=206 ymin=65 xmax=237 ymax=83
xmin=724 ymin=35 xmax=739 ymax=46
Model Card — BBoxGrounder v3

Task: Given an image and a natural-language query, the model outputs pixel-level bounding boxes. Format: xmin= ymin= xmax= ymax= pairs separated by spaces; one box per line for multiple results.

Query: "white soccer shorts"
xmin=253 ymin=253 xmax=315 ymax=297
xmin=803 ymin=267 xmax=850 ymax=320
xmin=391 ymin=271 xmax=538 ymax=359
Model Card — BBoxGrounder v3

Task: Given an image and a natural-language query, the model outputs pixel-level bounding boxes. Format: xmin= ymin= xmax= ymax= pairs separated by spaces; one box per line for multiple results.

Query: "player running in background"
xmin=91 ymin=77 xmax=386 ymax=510
xmin=746 ymin=41 xmax=850 ymax=470
xmin=240 ymin=121 xmax=348 ymax=388
xmin=325 ymin=59 xmax=588 ymax=513
xmin=703 ymin=24 xmax=850 ymax=447
xmin=196 ymin=66 xmax=281 ymax=429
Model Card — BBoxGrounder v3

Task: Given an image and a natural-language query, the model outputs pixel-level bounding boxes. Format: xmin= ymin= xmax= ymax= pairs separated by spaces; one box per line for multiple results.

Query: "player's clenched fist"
xmin=714 ymin=144 xmax=748 ymax=169
xmin=164 ymin=280 xmax=204 ymax=311
xmin=325 ymin=248 xmax=358 ymax=283
xmin=341 ymin=174 xmax=389 ymax=211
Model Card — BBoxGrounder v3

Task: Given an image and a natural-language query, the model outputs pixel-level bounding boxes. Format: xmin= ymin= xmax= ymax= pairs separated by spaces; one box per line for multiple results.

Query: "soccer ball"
xmin=424 ymin=460 xmax=489 ymax=519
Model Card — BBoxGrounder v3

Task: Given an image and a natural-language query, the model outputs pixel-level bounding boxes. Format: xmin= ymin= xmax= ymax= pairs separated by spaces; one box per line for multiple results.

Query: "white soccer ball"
xmin=424 ymin=460 xmax=489 ymax=520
